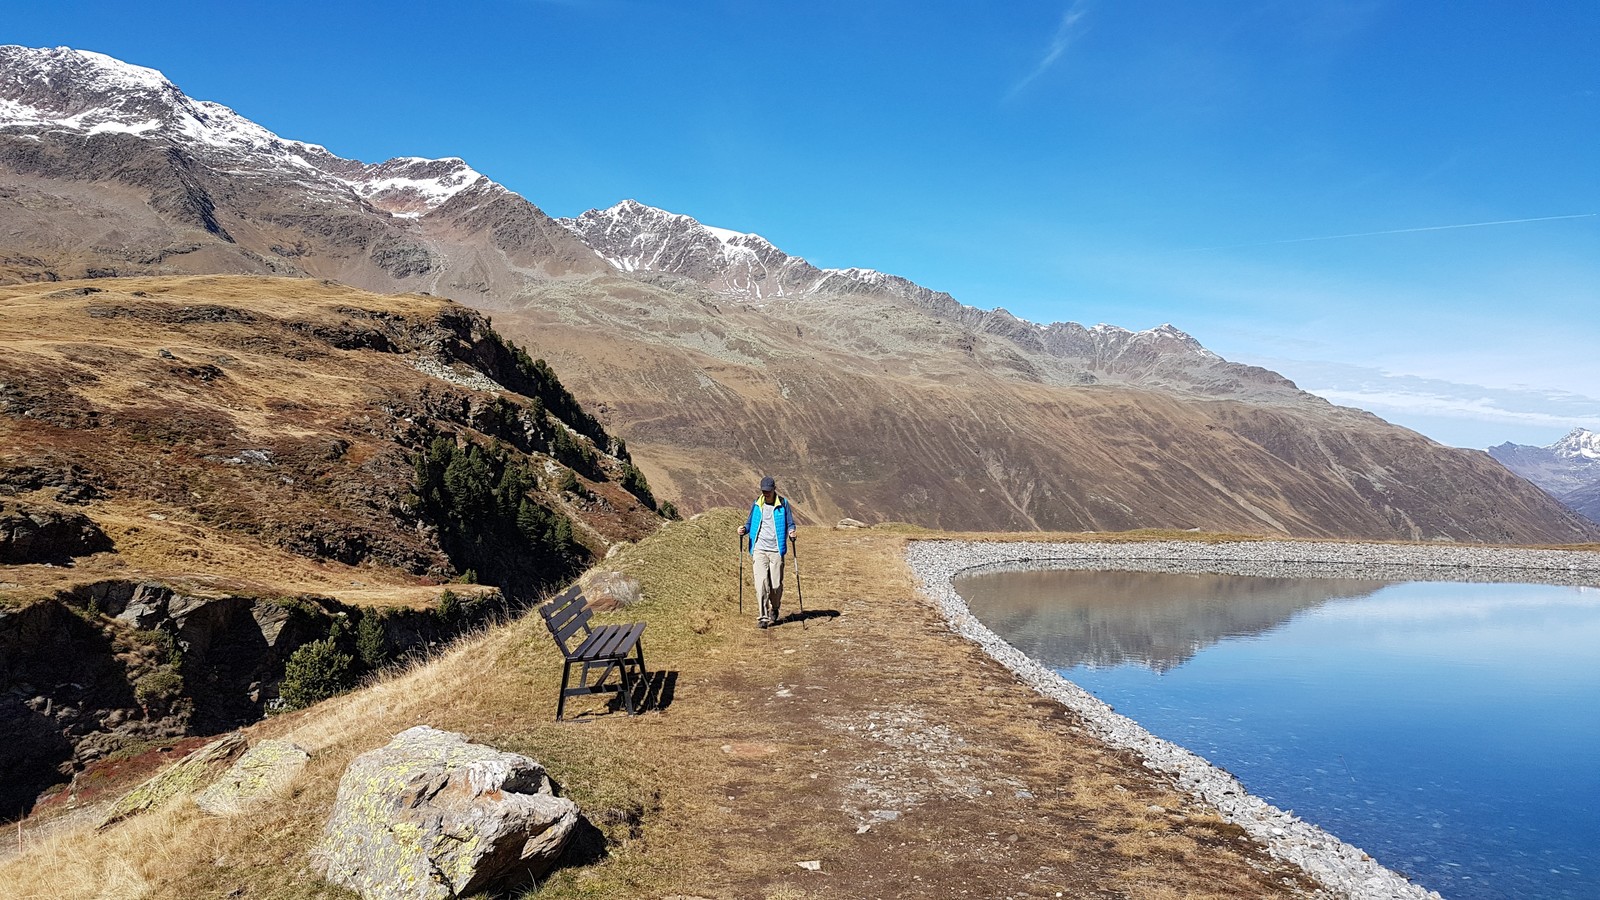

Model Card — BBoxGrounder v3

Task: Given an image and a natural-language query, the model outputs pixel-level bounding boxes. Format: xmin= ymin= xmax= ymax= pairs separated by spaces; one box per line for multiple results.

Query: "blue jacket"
xmin=746 ymin=496 xmax=795 ymax=556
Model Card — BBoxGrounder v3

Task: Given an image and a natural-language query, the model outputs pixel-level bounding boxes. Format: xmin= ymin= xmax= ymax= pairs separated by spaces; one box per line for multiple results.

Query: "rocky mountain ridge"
xmin=2 ymin=45 xmax=1597 ymax=543
xmin=556 ymin=198 xmax=1306 ymax=400
xmin=1489 ymin=428 xmax=1600 ymax=522
xmin=0 ymin=46 xmax=492 ymax=219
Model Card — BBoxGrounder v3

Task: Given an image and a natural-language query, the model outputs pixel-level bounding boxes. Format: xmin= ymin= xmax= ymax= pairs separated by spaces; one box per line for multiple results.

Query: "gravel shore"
xmin=906 ymin=539 xmax=1600 ymax=900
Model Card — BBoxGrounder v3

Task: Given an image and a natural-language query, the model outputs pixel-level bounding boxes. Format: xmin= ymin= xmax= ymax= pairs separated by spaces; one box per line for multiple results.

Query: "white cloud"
xmin=1307 ymin=387 xmax=1600 ymax=431
xmin=1009 ymin=2 xmax=1091 ymax=98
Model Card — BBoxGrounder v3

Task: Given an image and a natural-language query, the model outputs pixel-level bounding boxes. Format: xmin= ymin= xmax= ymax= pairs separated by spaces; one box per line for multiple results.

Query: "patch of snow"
xmin=703 ymin=224 xmax=748 ymax=244
xmin=87 ymin=119 xmax=160 ymax=135
xmin=348 ymin=163 xmax=486 ymax=216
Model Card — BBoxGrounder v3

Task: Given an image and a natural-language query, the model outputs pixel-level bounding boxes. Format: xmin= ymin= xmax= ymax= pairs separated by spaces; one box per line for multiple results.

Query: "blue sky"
xmin=9 ymin=1 xmax=1598 ymax=449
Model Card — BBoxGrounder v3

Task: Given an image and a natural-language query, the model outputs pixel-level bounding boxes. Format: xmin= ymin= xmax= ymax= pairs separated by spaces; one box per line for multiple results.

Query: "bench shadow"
xmin=564 ymin=670 xmax=676 ymax=721
xmin=637 ymin=669 xmax=677 ymax=713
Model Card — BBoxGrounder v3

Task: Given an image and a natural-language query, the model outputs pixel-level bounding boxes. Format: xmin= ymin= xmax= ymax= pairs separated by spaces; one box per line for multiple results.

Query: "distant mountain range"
xmin=3 ymin=44 xmax=1596 ymax=543
xmin=1489 ymin=429 xmax=1600 ymax=523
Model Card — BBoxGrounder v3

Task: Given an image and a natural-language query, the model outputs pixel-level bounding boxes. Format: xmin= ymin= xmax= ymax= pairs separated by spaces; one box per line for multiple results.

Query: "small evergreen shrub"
xmin=435 ymin=589 xmax=461 ymax=622
xmin=133 ymin=670 xmax=184 ymax=707
xmin=279 ymin=638 xmax=356 ymax=710
xmin=355 ymin=613 xmax=388 ymax=671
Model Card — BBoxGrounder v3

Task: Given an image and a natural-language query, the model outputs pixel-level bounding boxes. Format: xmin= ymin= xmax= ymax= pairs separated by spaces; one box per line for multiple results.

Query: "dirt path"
xmin=615 ymin=525 xmax=1323 ymax=899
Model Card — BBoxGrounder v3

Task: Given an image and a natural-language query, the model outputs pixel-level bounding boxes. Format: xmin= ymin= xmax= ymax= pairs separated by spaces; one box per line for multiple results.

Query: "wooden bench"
xmin=538 ymin=583 xmax=648 ymax=721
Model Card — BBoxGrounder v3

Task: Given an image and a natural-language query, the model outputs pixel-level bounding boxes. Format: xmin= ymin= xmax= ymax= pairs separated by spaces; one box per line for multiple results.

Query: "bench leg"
xmin=630 ymin=645 xmax=648 ymax=714
xmin=557 ymin=660 xmax=573 ymax=721
xmin=619 ymin=665 xmax=638 ymax=715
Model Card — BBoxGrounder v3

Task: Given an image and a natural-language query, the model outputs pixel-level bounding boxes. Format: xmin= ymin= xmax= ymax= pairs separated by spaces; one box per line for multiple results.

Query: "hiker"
xmin=739 ymin=475 xmax=796 ymax=628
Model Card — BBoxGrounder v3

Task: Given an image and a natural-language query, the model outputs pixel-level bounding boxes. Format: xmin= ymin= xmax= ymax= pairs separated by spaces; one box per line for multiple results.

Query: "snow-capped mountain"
xmin=558 ymin=198 xmax=954 ymax=305
xmin=4 ymin=45 xmax=1597 ymax=543
xmin=1551 ymin=428 xmax=1600 ymax=461
xmin=0 ymin=46 xmax=490 ymax=216
xmin=1489 ymin=428 xmax=1600 ymax=521
xmin=0 ymin=45 xmax=605 ymax=290
xmin=558 ymin=199 xmax=1255 ymax=390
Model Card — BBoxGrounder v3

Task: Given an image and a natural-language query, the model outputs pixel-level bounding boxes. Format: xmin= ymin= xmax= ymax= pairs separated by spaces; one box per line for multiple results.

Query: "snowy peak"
xmin=1552 ymin=428 xmax=1600 ymax=461
xmin=560 ymin=199 xmax=967 ymax=307
xmin=0 ymin=45 xmax=495 ymax=219
xmin=557 ymin=199 xmax=808 ymax=298
xmin=345 ymin=156 xmax=487 ymax=218
xmin=1 ymin=45 xmax=319 ymax=160
xmin=0 ymin=46 xmax=180 ymax=124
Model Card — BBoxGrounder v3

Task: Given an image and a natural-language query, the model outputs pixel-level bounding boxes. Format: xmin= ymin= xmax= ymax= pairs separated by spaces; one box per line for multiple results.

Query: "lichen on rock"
xmin=97 ymin=731 xmax=246 ymax=829
xmin=195 ymin=738 xmax=310 ymax=815
xmin=314 ymin=725 xmax=579 ymax=900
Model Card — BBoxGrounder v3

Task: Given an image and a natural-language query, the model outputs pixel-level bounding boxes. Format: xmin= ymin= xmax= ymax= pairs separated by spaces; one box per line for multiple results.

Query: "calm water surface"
xmin=955 ymin=569 xmax=1600 ymax=900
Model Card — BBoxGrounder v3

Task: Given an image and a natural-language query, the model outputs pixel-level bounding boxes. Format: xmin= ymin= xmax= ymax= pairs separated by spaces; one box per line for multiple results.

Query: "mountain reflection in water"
xmin=953 ymin=569 xmax=1391 ymax=672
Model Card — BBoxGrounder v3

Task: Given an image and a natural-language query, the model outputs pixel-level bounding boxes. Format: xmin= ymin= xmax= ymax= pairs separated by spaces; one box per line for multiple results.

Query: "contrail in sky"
xmin=1185 ymin=213 xmax=1596 ymax=252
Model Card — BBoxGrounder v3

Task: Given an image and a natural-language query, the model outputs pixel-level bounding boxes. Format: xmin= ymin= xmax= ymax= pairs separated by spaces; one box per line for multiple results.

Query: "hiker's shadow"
xmin=776 ymin=609 xmax=840 ymax=626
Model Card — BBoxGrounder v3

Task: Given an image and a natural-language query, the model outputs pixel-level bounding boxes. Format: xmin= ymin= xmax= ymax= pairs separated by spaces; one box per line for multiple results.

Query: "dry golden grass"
xmin=1 ymin=512 xmax=1323 ymax=899
xmin=0 ymin=275 xmax=660 ymax=608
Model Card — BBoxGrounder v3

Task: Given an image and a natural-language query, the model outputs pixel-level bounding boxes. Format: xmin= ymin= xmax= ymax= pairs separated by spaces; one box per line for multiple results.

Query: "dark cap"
xmin=760 ymin=475 xmax=776 ymax=492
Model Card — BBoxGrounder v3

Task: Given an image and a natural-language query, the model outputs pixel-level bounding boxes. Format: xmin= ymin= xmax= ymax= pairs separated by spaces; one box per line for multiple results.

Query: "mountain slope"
xmin=0 ymin=274 xmax=664 ymax=602
xmin=1489 ymin=429 xmax=1600 ymax=522
xmin=3 ymin=45 xmax=1597 ymax=544
xmin=498 ymin=274 xmax=1597 ymax=542
xmin=0 ymin=46 xmax=606 ymax=293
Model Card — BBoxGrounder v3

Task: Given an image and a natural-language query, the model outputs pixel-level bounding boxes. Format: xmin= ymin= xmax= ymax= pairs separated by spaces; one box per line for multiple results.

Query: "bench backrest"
xmin=538 ymin=584 xmax=591 ymax=657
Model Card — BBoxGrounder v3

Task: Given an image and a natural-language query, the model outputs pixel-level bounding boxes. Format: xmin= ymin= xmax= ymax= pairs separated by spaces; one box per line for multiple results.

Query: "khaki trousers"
xmin=752 ymin=549 xmax=785 ymax=623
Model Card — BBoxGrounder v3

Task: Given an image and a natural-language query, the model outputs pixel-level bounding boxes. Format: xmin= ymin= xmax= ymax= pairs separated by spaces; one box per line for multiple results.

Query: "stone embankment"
xmin=907 ymin=539 xmax=1600 ymax=900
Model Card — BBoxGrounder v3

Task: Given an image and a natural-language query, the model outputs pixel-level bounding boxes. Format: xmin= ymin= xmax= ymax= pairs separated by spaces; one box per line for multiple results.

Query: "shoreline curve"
xmin=906 ymin=538 xmax=1600 ymax=900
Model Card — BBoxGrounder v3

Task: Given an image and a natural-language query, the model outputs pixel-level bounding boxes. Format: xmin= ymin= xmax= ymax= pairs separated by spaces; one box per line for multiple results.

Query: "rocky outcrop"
xmin=0 ymin=500 xmax=111 ymax=563
xmin=97 ymin=731 xmax=246 ymax=829
xmin=194 ymin=738 xmax=310 ymax=816
xmin=315 ymin=726 xmax=579 ymax=900
xmin=0 ymin=581 xmax=508 ymax=818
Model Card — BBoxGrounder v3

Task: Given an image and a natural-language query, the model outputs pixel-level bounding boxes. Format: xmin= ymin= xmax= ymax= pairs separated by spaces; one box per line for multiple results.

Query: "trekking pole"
xmin=792 ymin=540 xmax=806 ymax=631
xmin=738 ymin=534 xmax=744 ymax=615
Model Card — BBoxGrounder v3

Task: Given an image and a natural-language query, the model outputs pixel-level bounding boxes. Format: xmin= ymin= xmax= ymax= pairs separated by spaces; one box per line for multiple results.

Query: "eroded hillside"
xmin=492 ymin=275 xmax=1600 ymax=544
xmin=0 ymin=275 xmax=670 ymax=814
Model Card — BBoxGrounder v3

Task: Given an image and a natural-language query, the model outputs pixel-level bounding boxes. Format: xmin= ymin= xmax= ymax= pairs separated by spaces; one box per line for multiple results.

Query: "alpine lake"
xmin=953 ymin=568 xmax=1600 ymax=900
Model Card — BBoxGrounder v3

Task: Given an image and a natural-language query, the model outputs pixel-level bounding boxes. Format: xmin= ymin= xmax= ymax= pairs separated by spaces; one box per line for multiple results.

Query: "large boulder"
xmin=578 ymin=570 xmax=642 ymax=611
xmin=315 ymin=726 xmax=579 ymax=900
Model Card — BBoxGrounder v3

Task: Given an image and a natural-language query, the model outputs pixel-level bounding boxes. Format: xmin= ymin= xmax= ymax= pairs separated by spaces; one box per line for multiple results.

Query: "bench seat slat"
xmin=574 ymin=622 xmax=643 ymax=661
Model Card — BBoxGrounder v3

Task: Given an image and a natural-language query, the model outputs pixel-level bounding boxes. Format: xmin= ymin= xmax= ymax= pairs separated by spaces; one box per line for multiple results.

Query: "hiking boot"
xmin=757 ymin=618 xmax=771 ymax=629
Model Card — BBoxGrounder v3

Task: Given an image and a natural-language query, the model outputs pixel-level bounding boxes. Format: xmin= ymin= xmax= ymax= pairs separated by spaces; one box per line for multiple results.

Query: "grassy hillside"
xmin=0 ymin=274 xmax=672 ymax=816
xmin=0 ymin=275 xmax=665 ymax=605
xmin=1 ymin=517 xmax=1321 ymax=899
